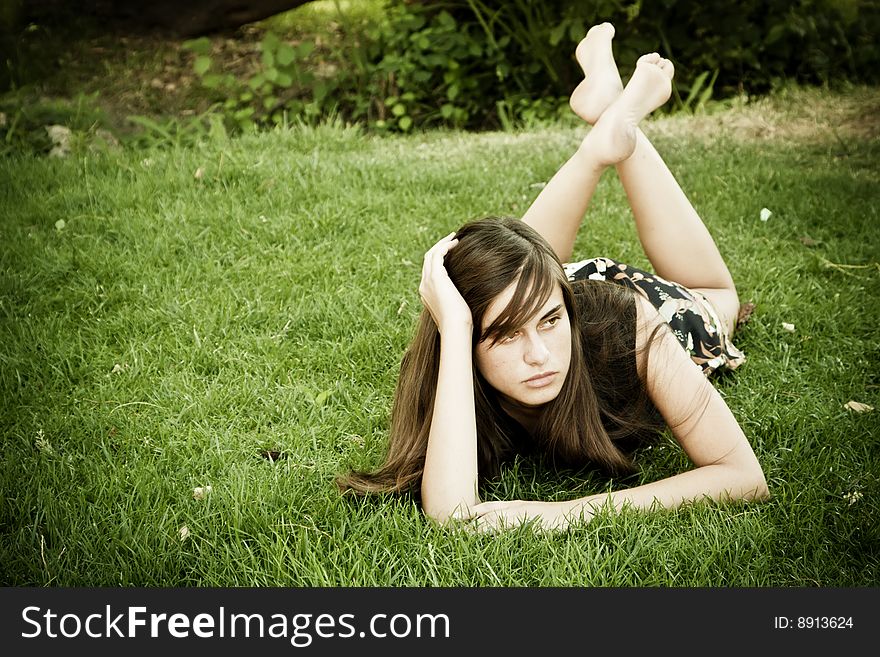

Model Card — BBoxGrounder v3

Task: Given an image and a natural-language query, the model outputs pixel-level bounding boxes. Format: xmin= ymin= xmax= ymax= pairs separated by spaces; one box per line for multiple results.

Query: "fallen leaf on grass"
xmin=111 ymin=363 xmax=124 ymax=374
xmin=194 ymin=167 xmax=205 ymax=180
xmin=192 ymin=485 xmax=213 ymax=500
xmin=844 ymin=401 xmax=873 ymax=413
xmin=736 ymin=302 xmax=756 ymax=328
xmin=260 ymin=449 xmax=287 ymax=462
xmin=46 ymin=124 xmax=72 ymax=158
xmin=799 ymin=236 xmax=820 ymax=247
xmin=759 ymin=207 xmax=772 ymax=222
xmin=179 ymin=525 xmax=190 ymax=541
xmin=781 ymin=322 xmax=796 ymax=332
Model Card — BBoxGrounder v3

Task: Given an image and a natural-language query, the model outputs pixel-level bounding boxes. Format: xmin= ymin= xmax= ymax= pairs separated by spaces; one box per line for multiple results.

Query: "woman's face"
xmin=474 ymin=281 xmax=572 ymax=411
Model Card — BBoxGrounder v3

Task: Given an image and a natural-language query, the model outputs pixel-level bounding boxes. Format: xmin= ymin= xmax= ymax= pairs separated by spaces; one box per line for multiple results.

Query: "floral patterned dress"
xmin=564 ymin=257 xmax=745 ymax=375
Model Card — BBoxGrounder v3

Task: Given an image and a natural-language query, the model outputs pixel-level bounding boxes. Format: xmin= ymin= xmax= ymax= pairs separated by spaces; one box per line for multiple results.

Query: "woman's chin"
xmin=508 ymin=382 xmax=563 ymax=408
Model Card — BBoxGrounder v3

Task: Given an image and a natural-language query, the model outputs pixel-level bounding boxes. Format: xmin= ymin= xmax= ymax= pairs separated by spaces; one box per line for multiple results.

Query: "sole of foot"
xmin=569 ymin=22 xmax=623 ymax=125
xmin=581 ymin=53 xmax=674 ymax=166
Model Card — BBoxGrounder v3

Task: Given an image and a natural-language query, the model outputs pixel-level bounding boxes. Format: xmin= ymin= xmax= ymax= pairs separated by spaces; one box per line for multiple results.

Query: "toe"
xmin=638 ymin=52 xmax=661 ymax=65
xmin=658 ymin=58 xmax=675 ymax=78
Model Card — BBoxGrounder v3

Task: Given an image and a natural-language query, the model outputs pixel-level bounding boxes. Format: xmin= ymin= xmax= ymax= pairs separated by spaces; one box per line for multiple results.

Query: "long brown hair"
xmin=336 ymin=217 xmax=663 ymax=496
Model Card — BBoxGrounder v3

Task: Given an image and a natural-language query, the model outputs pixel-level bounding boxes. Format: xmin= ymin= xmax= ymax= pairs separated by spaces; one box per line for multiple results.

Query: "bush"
xmin=184 ymin=0 xmax=880 ymax=132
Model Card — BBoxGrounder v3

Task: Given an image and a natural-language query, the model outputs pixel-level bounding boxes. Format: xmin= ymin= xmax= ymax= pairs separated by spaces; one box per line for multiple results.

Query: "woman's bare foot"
xmin=569 ymin=23 xmax=623 ymax=125
xmin=579 ymin=53 xmax=674 ymax=167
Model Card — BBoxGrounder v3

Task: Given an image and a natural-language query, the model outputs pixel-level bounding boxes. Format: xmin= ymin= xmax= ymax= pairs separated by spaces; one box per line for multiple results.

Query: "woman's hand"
xmin=468 ymin=499 xmax=596 ymax=533
xmin=419 ymin=232 xmax=473 ymax=334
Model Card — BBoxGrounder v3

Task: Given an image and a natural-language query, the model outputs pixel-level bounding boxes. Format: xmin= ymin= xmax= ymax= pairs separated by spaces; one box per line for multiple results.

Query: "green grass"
xmin=1 ymin=89 xmax=878 ymax=586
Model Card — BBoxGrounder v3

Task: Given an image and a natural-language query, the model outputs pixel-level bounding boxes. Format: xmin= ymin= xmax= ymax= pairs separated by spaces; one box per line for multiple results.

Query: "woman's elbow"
xmin=421 ymin=496 xmax=475 ymax=526
xmin=718 ymin=459 xmax=769 ymax=503
xmin=741 ymin=463 xmax=770 ymax=502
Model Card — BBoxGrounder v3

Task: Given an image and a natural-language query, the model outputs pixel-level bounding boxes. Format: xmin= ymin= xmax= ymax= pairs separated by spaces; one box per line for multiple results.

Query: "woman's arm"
xmin=471 ymin=294 xmax=768 ymax=531
xmin=418 ymin=235 xmax=481 ymax=523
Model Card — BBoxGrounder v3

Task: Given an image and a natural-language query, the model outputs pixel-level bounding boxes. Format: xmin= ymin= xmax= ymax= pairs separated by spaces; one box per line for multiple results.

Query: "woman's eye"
xmin=542 ymin=316 xmax=561 ymax=329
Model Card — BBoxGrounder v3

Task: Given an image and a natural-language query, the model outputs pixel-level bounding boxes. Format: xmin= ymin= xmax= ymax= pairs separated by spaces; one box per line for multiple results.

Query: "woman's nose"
xmin=524 ymin=335 xmax=549 ymax=365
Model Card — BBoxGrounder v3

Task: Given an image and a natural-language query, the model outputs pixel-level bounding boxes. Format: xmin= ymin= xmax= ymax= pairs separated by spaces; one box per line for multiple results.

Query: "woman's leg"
xmin=568 ymin=27 xmax=738 ymax=333
xmin=615 ymin=129 xmax=739 ymax=334
xmin=521 ymin=23 xmax=619 ymax=262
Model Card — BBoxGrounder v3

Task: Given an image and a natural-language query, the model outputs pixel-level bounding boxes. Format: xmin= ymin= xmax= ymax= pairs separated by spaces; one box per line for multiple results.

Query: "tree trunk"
xmin=22 ymin=0 xmax=314 ymax=37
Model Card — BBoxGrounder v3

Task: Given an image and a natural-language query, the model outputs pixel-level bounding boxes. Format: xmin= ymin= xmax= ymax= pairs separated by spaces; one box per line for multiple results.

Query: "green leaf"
xmin=549 ymin=21 xmax=567 ymax=47
xmin=263 ymin=48 xmax=275 ymax=69
xmin=193 ymin=56 xmax=212 ymax=76
xmin=398 ymin=116 xmax=412 ymax=131
xmin=391 ymin=103 xmax=407 ymax=117
xmin=436 ymin=11 xmax=456 ymax=30
xmin=277 ymin=43 xmax=296 ymax=67
xmin=261 ymin=31 xmax=280 ymax=53
xmin=202 ymin=73 xmax=222 ymax=89
xmin=182 ymin=37 xmax=212 ymax=55
xmin=296 ymin=41 xmax=315 ymax=59
xmin=765 ymin=24 xmax=787 ymax=45
xmin=276 ymin=72 xmax=293 ymax=87
xmin=440 ymin=103 xmax=454 ymax=119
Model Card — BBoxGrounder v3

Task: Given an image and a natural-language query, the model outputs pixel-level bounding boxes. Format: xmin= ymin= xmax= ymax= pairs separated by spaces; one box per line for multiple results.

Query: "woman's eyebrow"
xmin=540 ymin=304 xmax=563 ymax=320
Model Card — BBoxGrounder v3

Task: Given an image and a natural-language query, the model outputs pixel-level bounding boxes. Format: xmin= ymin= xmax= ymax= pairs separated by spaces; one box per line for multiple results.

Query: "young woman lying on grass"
xmin=338 ymin=23 xmax=769 ymax=531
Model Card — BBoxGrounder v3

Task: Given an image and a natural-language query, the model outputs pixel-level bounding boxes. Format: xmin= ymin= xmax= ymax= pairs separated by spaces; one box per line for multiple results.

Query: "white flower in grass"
xmin=192 ymin=486 xmax=212 ymax=500
xmin=179 ymin=525 xmax=190 ymax=541
xmin=781 ymin=322 xmax=795 ymax=332
xmin=760 ymin=208 xmax=772 ymax=222
xmin=843 ymin=491 xmax=863 ymax=505
xmin=46 ymin=124 xmax=72 ymax=158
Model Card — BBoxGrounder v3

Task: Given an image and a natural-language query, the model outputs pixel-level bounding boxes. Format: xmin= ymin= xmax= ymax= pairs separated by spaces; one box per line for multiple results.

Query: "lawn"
xmin=1 ymin=87 xmax=878 ymax=586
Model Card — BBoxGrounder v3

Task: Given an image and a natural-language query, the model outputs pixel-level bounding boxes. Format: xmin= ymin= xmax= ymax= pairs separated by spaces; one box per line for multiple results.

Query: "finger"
xmin=429 ymin=237 xmax=458 ymax=266
xmin=426 ymin=231 xmax=456 ymax=254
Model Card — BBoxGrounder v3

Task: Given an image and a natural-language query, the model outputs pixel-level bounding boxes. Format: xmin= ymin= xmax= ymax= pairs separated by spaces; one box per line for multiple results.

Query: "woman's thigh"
xmin=691 ymin=287 xmax=739 ymax=338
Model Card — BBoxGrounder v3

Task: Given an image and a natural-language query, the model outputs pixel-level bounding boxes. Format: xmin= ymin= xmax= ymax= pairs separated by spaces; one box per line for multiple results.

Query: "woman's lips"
xmin=524 ymin=371 xmax=557 ymax=388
